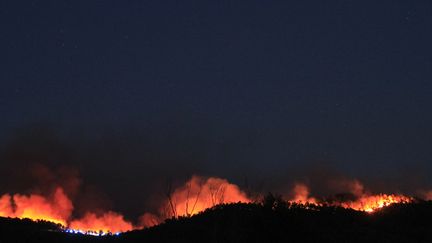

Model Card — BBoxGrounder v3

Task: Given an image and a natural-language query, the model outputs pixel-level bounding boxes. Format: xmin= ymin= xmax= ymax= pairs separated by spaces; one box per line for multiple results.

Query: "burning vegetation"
xmin=0 ymin=187 xmax=133 ymax=235
xmin=286 ymin=181 xmax=413 ymax=213
xmin=0 ymin=173 xmax=424 ymax=236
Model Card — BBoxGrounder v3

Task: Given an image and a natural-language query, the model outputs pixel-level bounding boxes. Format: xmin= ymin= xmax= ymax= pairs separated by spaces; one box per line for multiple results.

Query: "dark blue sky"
xmin=1 ymin=0 xmax=432 ymax=214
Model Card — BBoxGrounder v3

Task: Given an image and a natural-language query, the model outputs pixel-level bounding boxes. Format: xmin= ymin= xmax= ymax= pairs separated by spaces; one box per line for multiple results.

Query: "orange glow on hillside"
xmin=140 ymin=176 xmax=251 ymax=227
xmin=0 ymin=175 xmax=421 ymax=233
xmin=339 ymin=194 xmax=412 ymax=212
xmin=287 ymin=182 xmax=413 ymax=213
xmin=69 ymin=211 xmax=133 ymax=233
xmin=0 ymin=187 xmax=72 ymax=226
xmin=289 ymin=183 xmax=318 ymax=204
xmin=168 ymin=176 xmax=251 ymax=217
xmin=0 ymin=187 xmax=132 ymax=234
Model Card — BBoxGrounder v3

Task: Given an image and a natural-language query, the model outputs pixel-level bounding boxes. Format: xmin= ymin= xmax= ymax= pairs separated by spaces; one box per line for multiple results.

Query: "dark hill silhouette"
xmin=2 ymin=197 xmax=432 ymax=243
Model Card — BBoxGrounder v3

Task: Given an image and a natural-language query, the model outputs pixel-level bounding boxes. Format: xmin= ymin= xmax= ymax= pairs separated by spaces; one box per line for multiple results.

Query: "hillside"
xmin=2 ymin=199 xmax=432 ymax=243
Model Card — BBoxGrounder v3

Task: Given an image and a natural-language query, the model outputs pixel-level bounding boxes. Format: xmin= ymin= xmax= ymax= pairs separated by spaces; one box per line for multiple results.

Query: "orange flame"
xmin=0 ymin=187 xmax=132 ymax=234
xmin=289 ymin=183 xmax=318 ymax=204
xmin=0 ymin=194 xmax=13 ymax=217
xmin=339 ymin=194 xmax=412 ymax=212
xmin=0 ymin=187 xmax=72 ymax=226
xmin=287 ymin=181 xmax=413 ymax=212
xmin=141 ymin=176 xmax=251 ymax=227
xmin=168 ymin=176 xmax=251 ymax=217
xmin=69 ymin=211 xmax=133 ymax=233
xmin=0 ymin=175 xmax=424 ymax=233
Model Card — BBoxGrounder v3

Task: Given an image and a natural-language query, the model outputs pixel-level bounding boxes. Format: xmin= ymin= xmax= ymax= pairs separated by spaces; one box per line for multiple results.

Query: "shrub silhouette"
xmin=2 ymin=200 xmax=432 ymax=243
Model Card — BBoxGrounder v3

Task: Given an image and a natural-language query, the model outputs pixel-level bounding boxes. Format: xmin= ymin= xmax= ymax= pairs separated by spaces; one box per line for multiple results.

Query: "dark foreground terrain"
xmin=2 ymin=198 xmax=432 ymax=243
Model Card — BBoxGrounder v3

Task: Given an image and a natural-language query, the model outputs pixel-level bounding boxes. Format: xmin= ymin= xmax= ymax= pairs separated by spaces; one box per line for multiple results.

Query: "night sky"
xmin=1 ymin=1 xmax=432 ymax=217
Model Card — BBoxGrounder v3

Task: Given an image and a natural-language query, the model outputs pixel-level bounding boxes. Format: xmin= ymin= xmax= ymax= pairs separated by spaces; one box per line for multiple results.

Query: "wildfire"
xmin=69 ymin=211 xmax=133 ymax=234
xmin=0 ymin=174 xmax=421 ymax=235
xmin=140 ymin=176 xmax=251 ymax=227
xmin=338 ymin=194 xmax=412 ymax=212
xmin=289 ymin=183 xmax=318 ymax=204
xmin=0 ymin=194 xmax=13 ymax=218
xmin=0 ymin=187 xmax=132 ymax=235
xmin=0 ymin=187 xmax=72 ymax=226
xmin=169 ymin=176 xmax=251 ymax=217
xmin=286 ymin=182 xmax=413 ymax=213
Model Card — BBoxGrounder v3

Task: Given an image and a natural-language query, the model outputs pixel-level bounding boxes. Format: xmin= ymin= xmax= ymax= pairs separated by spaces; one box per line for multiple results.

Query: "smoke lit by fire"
xmin=0 ymin=174 xmax=426 ymax=235
xmin=0 ymin=187 xmax=132 ymax=235
xmin=69 ymin=211 xmax=133 ymax=233
xmin=286 ymin=181 xmax=413 ymax=213
xmin=338 ymin=194 xmax=412 ymax=212
xmin=0 ymin=187 xmax=72 ymax=226
xmin=140 ymin=176 xmax=251 ymax=227
xmin=168 ymin=176 xmax=251 ymax=217
xmin=289 ymin=183 xmax=318 ymax=204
